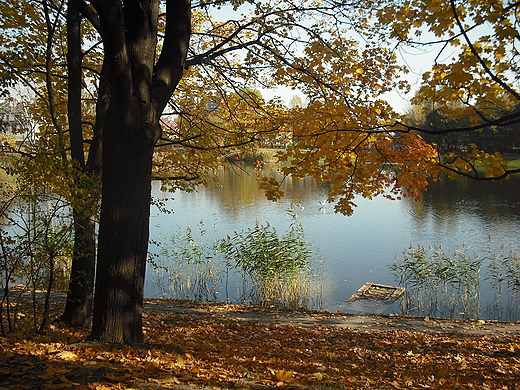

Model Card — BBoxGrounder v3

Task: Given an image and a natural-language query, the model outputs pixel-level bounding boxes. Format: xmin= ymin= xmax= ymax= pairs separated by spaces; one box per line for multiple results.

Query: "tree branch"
xmin=185 ymin=17 xmax=261 ymax=67
xmin=43 ymin=0 xmax=68 ymax=161
xmin=77 ymin=0 xmax=101 ymax=33
xmin=89 ymin=0 xmax=132 ymax=104
xmin=449 ymin=0 xmax=520 ymax=101
xmin=439 ymin=162 xmax=520 ymax=180
xmin=392 ymin=105 xmax=520 ymax=134
xmin=152 ymin=0 xmax=191 ymax=114
xmin=151 ymin=174 xmax=200 ymax=181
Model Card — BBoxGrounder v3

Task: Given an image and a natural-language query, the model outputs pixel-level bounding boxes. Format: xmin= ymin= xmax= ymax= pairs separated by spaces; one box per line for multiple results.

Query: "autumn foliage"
xmin=1 ymin=0 xmax=520 ymax=345
xmin=1 ymin=297 xmax=519 ymax=389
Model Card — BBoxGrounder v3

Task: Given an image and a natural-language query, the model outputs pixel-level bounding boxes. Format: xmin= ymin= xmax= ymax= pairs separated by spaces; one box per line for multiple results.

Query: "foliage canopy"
xmin=1 ymin=0 xmax=519 ymax=342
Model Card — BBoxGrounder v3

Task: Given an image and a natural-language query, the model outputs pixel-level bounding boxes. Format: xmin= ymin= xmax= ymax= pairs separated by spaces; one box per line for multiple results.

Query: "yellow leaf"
xmin=55 ymin=351 xmax=78 ymax=360
xmin=276 ymin=369 xmax=295 ymax=382
xmin=174 ymin=356 xmax=186 ymax=368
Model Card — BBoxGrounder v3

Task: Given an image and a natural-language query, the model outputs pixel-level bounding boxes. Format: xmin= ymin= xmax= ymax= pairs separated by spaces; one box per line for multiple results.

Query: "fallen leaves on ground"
xmin=0 ymin=299 xmax=519 ymax=389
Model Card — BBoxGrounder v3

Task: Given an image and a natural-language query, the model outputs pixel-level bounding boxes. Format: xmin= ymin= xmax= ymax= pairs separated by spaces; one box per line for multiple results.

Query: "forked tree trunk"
xmin=87 ymin=0 xmax=191 ymax=344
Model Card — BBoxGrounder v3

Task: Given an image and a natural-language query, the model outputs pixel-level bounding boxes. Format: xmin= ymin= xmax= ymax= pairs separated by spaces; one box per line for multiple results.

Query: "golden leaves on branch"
xmin=258 ymin=175 xmax=285 ymax=201
xmin=267 ymin=96 xmax=439 ymax=215
xmin=385 ymin=0 xmax=519 ymax=108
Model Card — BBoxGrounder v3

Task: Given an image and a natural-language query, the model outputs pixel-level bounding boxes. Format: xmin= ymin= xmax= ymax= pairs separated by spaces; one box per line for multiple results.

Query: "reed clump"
xmin=150 ymin=214 xmax=323 ymax=310
xmin=220 ymin=216 xmax=323 ymax=310
xmin=391 ymin=240 xmax=520 ymax=321
xmin=150 ymin=222 xmax=223 ymax=303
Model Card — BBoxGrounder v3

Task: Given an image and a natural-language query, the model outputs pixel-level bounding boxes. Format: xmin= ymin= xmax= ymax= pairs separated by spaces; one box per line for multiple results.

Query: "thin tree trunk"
xmin=59 ymin=212 xmax=96 ymax=327
xmin=58 ymin=0 xmax=98 ymax=328
xmin=39 ymin=252 xmax=55 ymax=333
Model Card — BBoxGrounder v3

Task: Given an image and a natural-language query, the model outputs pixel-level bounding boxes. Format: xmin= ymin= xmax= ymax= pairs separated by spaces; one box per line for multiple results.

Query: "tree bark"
xmin=90 ymin=110 xmax=155 ymax=343
xmin=59 ymin=211 xmax=96 ymax=327
xmin=58 ymin=0 xmax=98 ymax=327
xmin=88 ymin=0 xmax=191 ymax=344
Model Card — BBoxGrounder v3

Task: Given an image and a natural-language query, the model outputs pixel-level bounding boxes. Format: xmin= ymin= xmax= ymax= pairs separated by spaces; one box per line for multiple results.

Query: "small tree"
xmin=0 ymin=182 xmax=73 ymax=335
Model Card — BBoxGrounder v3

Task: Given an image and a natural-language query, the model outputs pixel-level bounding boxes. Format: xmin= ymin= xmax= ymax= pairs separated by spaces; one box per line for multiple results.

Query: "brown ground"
xmin=0 ymin=293 xmax=519 ymax=389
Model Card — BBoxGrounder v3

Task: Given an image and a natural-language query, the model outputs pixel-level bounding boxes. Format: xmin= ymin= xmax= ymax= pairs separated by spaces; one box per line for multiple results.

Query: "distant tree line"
xmin=408 ymin=101 xmax=520 ymax=155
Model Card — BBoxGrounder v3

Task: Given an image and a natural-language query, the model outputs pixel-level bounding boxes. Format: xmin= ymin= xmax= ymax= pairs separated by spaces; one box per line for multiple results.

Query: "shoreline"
xmin=11 ymin=290 xmax=520 ymax=336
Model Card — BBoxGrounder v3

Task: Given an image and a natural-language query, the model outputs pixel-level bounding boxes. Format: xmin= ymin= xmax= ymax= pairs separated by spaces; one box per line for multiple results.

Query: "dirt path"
xmin=143 ymin=298 xmax=520 ymax=336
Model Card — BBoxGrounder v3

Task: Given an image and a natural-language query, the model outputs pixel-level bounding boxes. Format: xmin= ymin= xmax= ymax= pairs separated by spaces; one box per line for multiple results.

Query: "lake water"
xmin=146 ymin=163 xmax=520 ymax=320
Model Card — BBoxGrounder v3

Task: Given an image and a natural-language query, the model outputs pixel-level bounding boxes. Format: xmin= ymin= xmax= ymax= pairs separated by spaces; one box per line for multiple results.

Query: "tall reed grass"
xmin=150 ymin=222 xmax=224 ymax=303
xmin=391 ymin=239 xmax=520 ymax=320
xmin=220 ymin=216 xmax=324 ymax=309
xmin=486 ymin=240 xmax=520 ymax=321
xmin=149 ymin=214 xmax=323 ymax=310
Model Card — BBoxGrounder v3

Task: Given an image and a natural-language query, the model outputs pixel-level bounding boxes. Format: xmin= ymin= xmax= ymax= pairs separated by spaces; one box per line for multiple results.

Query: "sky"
xmin=258 ymin=45 xmax=442 ymax=114
xmin=208 ymin=3 xmax=448 ymax=115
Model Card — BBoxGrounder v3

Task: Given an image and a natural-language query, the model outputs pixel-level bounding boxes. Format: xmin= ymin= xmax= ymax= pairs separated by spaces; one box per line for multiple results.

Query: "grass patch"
xmin=505 ymin=156 xmax=520 ymax=168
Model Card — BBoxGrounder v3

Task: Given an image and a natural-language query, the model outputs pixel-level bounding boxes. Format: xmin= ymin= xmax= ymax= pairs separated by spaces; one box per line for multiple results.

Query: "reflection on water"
xmin=147 ymin=165 xmax=520 ymax=320
xmin=407 ymin=176 xmax=520 ymax=251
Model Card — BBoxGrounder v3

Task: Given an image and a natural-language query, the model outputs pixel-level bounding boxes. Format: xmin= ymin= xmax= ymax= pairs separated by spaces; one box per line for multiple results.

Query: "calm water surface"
xmin=146 ymin=165 xmax=520 ymax=319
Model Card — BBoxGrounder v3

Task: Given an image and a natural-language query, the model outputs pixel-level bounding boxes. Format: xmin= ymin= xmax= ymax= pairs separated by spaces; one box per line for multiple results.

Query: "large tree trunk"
xmin=89 ymin=109 xmax=156 ymax=343
xmin=88 ymin=0 xmax=190 ymax=344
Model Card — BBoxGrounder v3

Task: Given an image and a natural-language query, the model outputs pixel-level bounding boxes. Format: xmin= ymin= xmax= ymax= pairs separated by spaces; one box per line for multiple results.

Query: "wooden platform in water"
xmin=347 ymin=283 xmax=405 ymax=303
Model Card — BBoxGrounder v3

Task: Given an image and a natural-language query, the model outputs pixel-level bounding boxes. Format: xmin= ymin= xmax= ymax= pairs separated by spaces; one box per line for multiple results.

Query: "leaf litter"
xmin=0 ymin=298 xmax=519 ymax=389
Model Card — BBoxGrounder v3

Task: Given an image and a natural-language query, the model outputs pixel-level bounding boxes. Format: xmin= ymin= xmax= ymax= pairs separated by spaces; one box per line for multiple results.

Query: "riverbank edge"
xmin=143 ymin=297 xmax=520 ymax=337
xmin=11 ymin=290 xmax=520 ymax=336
